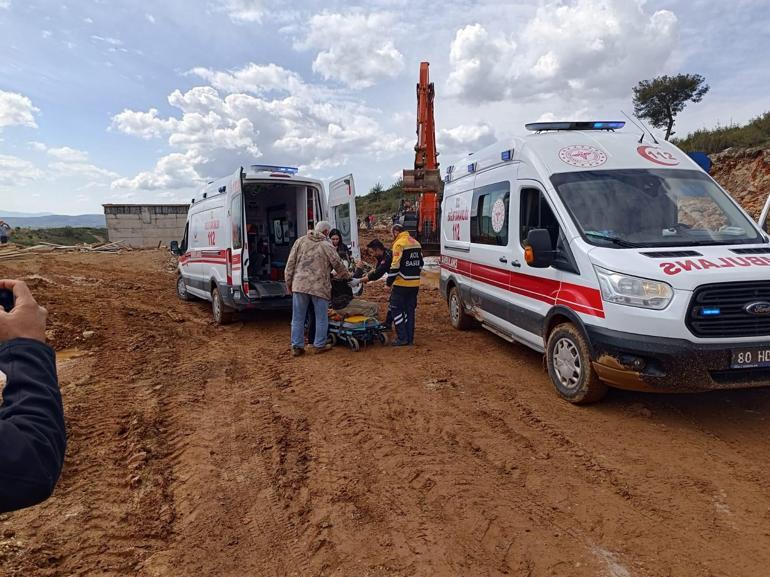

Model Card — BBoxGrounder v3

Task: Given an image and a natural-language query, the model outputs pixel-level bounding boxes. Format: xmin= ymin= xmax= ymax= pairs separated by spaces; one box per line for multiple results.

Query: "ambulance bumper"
xmin=220 ymin=283 xmax=292 ymax=311
xmin=586 ymin=326 xmax=770 ymax=392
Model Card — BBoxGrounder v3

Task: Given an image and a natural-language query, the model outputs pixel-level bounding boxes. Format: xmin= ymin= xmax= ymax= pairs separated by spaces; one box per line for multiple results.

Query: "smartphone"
xmin=0 ymin=289 xmax=14 ymax=313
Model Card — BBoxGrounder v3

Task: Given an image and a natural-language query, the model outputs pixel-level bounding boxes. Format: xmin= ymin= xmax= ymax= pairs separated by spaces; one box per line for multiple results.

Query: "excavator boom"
xmin=402 ymin=62 xmax=442 ymax=248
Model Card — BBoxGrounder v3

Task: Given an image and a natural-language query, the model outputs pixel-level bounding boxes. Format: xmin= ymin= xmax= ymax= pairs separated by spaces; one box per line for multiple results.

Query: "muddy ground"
xmin=1 ymin=249 xmax=769 ymax=577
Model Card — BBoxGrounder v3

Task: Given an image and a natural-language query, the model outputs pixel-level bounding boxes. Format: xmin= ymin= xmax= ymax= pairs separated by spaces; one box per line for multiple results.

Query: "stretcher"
xmin=327 ymin=315 xmax=390 ymax=352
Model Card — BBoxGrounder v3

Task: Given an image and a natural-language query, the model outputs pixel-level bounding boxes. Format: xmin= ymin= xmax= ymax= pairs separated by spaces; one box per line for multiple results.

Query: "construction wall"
xmin=103 ymin=204 xmax=189 ymax=248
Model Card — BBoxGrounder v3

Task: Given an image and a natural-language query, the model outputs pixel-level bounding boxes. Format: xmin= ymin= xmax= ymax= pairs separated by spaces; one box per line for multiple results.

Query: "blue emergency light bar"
xmin=525 ymin=121 xmax=625 ymax=132
xmin=250 ymin=164 xmax=299 ymax=175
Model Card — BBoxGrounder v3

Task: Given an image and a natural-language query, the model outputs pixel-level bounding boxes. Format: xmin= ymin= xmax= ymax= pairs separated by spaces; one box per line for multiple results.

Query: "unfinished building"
xmin=103 ymin=204 xmax=189 ymax=248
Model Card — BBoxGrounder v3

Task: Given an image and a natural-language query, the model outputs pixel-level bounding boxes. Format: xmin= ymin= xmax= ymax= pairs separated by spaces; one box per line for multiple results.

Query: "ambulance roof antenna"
xmin=634 ymin=113 xmax=660 ymax=145
xmin=621 ymin=110 xmax=646 ymax=144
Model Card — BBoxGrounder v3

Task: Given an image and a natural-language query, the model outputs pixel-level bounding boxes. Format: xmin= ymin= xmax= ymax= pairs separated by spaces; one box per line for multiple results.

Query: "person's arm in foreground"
xmin=0 ymin=279 xmax=66 ymax=513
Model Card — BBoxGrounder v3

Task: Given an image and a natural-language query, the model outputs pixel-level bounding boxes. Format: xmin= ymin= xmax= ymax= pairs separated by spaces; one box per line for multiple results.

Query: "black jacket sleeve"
xmin=367 ymin=249 xmax=393 ymax=282
xmin=0 ymin=338 xmax=66 ymax=513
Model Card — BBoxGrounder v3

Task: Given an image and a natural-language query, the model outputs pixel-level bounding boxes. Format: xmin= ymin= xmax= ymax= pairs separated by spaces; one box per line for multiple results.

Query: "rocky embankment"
xmin=711 ymin=146 xmax=770 ymax=218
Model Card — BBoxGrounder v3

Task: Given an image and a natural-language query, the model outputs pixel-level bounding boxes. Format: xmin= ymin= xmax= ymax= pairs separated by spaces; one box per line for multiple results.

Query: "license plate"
xmin=731 ymin=347 xmax=770 ymax=369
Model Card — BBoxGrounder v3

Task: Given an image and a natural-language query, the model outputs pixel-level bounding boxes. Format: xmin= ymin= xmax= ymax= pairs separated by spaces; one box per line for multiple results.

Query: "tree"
xmin=369 ymin=182 xmax=384 ymax=201
xmin=633 ymin=74 xmax=710 ymax=140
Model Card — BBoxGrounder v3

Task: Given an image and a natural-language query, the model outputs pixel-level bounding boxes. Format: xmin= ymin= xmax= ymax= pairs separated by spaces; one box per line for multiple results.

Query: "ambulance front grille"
xmin=687 ymin=281 xmax=770 ymax=338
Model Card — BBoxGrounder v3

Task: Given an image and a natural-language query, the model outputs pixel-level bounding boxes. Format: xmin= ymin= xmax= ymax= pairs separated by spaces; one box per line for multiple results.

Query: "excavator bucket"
xmin=402 ymin=168 xmax=443 ymax=192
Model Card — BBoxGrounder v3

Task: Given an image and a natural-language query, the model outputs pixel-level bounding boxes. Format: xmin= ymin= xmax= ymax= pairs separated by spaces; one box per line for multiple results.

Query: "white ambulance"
xmin=440 ymin=121 xmax=770 ymax=403
xmin=171 ymin=165 xmax=359 ymax=324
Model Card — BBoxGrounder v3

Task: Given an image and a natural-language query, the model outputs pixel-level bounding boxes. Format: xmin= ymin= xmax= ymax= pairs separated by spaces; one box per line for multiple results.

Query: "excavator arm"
xmin=402 ymin=62 xmax=442 ymax=246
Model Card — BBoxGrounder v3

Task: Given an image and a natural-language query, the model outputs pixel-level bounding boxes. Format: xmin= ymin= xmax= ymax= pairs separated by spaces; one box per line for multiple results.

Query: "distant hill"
xmin=0 ymin=210 xmax=56 ymax=218
xmin=0 ymin=214 xmax=106 ymax=229
xmin=675 ymin=111 xmax=770 ymax=154
xmin=356 ymin=180 xmax=405 ymax=223
xmin=11 ymin=227 xmax=108 ymax=247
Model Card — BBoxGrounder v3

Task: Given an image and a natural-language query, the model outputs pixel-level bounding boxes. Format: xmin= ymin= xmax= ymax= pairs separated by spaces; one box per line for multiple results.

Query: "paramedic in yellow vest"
xmin=386 ymin=224 xmax=424 ymax=346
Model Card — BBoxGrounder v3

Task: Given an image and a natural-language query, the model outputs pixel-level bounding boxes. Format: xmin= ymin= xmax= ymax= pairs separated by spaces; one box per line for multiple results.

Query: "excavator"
xmin=400 ymin=61 xmax=443 ymax=254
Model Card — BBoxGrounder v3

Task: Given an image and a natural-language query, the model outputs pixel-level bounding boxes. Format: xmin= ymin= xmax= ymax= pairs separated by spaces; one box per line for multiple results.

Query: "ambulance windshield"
xmin=551 ymin=169 xmax=764 ymax=248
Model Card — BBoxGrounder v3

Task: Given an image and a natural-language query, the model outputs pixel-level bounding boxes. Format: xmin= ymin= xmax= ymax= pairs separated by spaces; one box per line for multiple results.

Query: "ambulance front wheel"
xmin=212 ymin=287 xmax=236 ymax=325
xmin=177 ymin=274 xmax=192 ymax=301
xmin=546 ymin=323 xmax=607 ymax=404
xmin=448 ymin=286 xmax=473 ymax=330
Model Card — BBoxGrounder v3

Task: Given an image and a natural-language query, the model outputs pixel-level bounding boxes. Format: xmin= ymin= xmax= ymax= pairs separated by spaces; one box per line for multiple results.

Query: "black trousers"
xmin=389 ymin=286 xmax=419 ymax=344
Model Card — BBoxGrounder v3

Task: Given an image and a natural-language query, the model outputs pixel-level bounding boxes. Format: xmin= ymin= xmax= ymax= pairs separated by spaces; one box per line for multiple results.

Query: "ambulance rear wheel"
xmin=546 ymin=323 xmax=607 ymax=404
xmin=177 ymin=275 xmax=192 ymax=301
xmin=212 ymin=287 xmax=235 ymax=325
xmin=448 ymin=286 xmax=473 ymax=330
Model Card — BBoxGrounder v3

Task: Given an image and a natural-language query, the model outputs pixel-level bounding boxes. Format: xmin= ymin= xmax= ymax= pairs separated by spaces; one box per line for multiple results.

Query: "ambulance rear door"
xmin=328 ymin=174 xmax=360 ymax=260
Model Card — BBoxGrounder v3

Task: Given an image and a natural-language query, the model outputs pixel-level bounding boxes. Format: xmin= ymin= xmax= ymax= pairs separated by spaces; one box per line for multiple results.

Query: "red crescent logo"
xmin=637 ymin=145 xmax=680 ymax=166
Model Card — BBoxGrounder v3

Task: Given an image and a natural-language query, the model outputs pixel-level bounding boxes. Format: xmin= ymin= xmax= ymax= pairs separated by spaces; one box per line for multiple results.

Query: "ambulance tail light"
xmin=594 ymin=267 xmax=673 ymax=310
xmin=226 ymin=248 xmax=232 ymax=285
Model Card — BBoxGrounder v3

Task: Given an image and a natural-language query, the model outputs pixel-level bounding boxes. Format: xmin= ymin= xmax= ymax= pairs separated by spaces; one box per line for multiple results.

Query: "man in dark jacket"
xmin=358 ymin=238 xmax=394 ymax=327
xmin=0 ymin=279 xmax=66 ymax=513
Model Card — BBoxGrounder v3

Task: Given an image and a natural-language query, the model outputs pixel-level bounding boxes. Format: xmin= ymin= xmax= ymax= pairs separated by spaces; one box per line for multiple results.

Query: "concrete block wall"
xmin=103 ymin=204 xmax=189 ymax=248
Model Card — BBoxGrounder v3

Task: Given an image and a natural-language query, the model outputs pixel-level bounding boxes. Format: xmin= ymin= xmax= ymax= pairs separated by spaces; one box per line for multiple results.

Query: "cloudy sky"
xmin=0 ymin=0 xmax=768 ymax=214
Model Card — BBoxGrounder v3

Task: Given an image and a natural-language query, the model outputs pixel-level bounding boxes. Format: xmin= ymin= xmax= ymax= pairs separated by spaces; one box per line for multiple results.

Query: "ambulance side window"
xmin=231 ymin=195 xmax=243 ymax=249
xmin=520 ymin=188 xmax=559 ymax=250
xmin=470 ymin=182 xmax=510 ymax=246
xmin=181 ymin=223 xmax=189 ymax=253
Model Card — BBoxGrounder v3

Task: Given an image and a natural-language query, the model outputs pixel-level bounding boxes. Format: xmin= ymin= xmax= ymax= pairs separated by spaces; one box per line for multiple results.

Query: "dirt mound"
xmin=1 ymin=251 xmax=769 ymax=576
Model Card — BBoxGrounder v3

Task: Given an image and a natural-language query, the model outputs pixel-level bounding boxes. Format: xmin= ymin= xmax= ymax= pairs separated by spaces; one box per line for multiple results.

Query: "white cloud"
xmin=0 ymin=154 xmax=44 ymax=185
xmin=90 ymin=35 xmax=123 ymax=47
xmin=188 ymin=63 xmax=305 ymax=95
xmin=447 ymin=0 xmax=678 ymax=103
xmin=216 ymin=0 xmax=264 ymax=24
xmin=47 ymin=146 xmax=89 ymax=162
xmin=438 ymin=123 xmax=496 ymax=156
xmin=145 ymin=13 xmax=156 ymax=24
xmin=41 ymin=30 xmax=52 ymax=39
xmin=111 ymin=62 xmax=409 ymax=191
xmin=49 ymin=161 xmax=119 ymax=179
xmin=111 ymin=151 xmax=203 ymax=191
xmin=83 ymin=17 xmax=93 ymax=24
xmin=295 ymin=12 xmax=405 ymax=89
xmin=29 ymin=141 xmax=47 ymax=151
xmin=0 ymin=90 xmax=39 ymax=129
xmin=0 ymin=1 xmax=10 ymax=9
xmin=111 ymin=107 xmax=176 ymax=139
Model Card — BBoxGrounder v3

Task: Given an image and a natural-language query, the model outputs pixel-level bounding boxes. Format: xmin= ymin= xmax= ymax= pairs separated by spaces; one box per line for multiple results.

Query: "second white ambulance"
xmin=172 ymin=165 xmax=359 ymax=324
xmin=440 ymin=121 xmax=770 ymax=403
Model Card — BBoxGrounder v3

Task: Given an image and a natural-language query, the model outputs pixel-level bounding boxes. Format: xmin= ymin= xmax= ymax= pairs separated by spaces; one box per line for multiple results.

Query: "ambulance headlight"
xmin=594 ymin=267 xmax=673 ymax=310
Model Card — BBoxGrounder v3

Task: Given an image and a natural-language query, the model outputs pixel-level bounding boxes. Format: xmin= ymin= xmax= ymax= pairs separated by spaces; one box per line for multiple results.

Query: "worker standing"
xmin=385 ymin=224 xmax=423 ymax=346
xmin=358 ymin=238 xmax=394 ymax=327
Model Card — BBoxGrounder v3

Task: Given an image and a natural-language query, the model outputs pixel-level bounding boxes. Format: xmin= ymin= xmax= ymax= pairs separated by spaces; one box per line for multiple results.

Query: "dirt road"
xmin=1 ymin=250 xmax=769 ymax=577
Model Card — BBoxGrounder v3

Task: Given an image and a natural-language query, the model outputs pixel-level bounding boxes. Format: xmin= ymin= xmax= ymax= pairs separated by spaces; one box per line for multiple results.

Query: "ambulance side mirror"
xmin=170 ymin=240 xmax=180 ymax=255
xmin=525 ymin=229 xmax=554 ymax=268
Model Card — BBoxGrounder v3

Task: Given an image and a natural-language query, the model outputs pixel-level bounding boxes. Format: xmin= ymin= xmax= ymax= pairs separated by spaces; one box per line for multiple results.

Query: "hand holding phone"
xmin=0 ymin=289 xmax=13 ymax=313
xmin=0 ymin=280 xmax=48 ymax=343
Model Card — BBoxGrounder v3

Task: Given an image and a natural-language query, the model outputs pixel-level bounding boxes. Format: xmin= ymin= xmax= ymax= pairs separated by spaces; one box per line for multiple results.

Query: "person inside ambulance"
xmin=386 ymin=224 xmax=423 ymax=346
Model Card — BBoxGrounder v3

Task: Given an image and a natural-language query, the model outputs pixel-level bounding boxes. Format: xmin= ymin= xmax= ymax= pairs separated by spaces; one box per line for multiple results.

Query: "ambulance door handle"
xmin=511 ymin=260 xmax=521 ymax=268
xmin=499 ymin=257 xmax=508 ymax=264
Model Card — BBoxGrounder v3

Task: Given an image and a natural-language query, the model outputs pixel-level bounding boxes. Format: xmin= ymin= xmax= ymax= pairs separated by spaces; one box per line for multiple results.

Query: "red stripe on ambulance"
xmin=442 ymin=256 xmax=604 ymax=319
